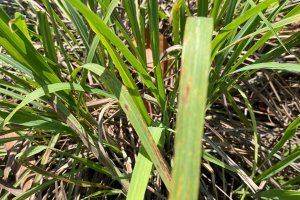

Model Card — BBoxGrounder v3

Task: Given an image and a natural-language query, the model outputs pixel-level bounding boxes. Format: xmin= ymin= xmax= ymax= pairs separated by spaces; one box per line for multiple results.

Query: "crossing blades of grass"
xmin=0 ymin=18 xmax=60 ymax=85
xmin=12 ymin=180 xmax=55 ymax=200
xmin=41 ymin=0 xmax=73 ymax=73
xmin=59 ymin=0 xmax=89 ymax=49
xmin=0 ymin=82 xmax=129 ymax=190
xmin=81 ymin=64 xmax=171 ymax=190
xmin=226 ymin=5 xmax=300 ymax=71
xmin=67 ymin=0 xmax=162 ymax=107
xmin=127 ymin=126 xmax=163 ymax=200
xmin=0 ymin=104 xmax=72 ymax=133
xmin=211 ymin=0 xmax=277 ymax=60
xmin=169 ymin=17 xmax=212 ymax=200
xmin=0 ymin=82 xmax=114 ymax=128
xmin=222 ymin=13 xmax=300 ymax=55
xmin=255 ymin=148 xmax=300 ymax=182
xmin=94 ymin=36 xmax=151 ymax=124
xmin=203 ymin=134 xmax=259 ymax=193
xmin=33 ymin=134 xmax=60 ymax=184
xmin=258 ymin=31 xmax=300 ymax=63
xmin=50 ymin=148 xmax=111 ymax=176
xmin=47 ymin=97 xmax=130 ymax=190
xmin=81 ymin=189 xmax=122 ymax=200
xmin=267 ymin=116 xmax=300 ymax=160
xmin=16 ymin=158 xmax=110 ymax=188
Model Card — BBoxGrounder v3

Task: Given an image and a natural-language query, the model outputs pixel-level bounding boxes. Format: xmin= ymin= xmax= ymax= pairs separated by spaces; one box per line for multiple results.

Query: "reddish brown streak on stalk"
xmin=182 ymin=83 xmax=190 ymax=104
xmin=124 ymin=104 xmax=129 ymax=111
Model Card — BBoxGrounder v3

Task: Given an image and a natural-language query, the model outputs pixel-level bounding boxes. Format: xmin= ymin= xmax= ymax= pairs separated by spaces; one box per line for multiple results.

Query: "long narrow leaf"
xmin=170 ymin=17 xmax=212 ymax=200
xmin=127 ymin=127 xmax=163 ymax=200
xmin=233 ymin=63 xmax=300 ymax=74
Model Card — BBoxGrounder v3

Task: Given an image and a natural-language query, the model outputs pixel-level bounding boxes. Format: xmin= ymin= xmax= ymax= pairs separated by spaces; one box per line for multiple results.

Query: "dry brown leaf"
xmin=132 ymin=27 xmax=170 ymax=76
xmin=0 ymin=132 xmax=35 ymax=192
xmin=0 ymin=179 xmax=24 ymax=197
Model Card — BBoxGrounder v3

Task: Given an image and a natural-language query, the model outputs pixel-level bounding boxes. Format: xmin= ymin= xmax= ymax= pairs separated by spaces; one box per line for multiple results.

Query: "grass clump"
xmin=0 ymin=0 xmax=300 ymax=199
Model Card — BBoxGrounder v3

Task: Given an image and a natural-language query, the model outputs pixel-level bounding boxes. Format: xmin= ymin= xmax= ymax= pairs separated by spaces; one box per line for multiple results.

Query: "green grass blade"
xmin=11 ymin=12 xmax=31 ymax=42
xmin=238 ymin=88 xmax=259 ymax=176
xmin=233 ymin=63 xmax=300 ymax=73
xmin=50 ymin=148 xmax=111 ymax=176
xmin=257 ymin=31 xmax=300 ymax=63
xmin=0 ymin=134 xmax=48 ymax=144
xmin=33 ymin=134 xmax=60 ymax=183
xmin=84 ymin=0 xmax=118 ymax=64
xmin=197 ymin=0 xmax=208 ymax=16
xmin=222 ymin=0 xmax=276 ymax=31
xmin=41 ymin=0 xmax=73 ymax=73
xmin=0 ymin=6 xmax=10 ymax=23
xmin=226 ymin=2 xmax=300 ymax=71
xmin=211 ymin=0 xmax=222 ymax=25
xmin=223 ymin=0 xmax=238 ymax=25
xmin=37 ymin=11 xmax=57 ymax=64
xmin=148 ymin=0 xmax=166 ymax=106
xmin=16 ymin=145 xmax=47 ymax=159
xmin=86 ymin=36 xmax=100 ymax=63
xmin=170 ymin=17 xmax=212 ymax=200
xmin=60 ymin=0 xmax=89 ymax=48
xmin=127 ymin=127 xmax=163 ymax=200
xmin=171 ymin=0 xmax=184 ymax=44
xmin=81 ymin=189 xmax=122 ymax=199
xmin=124 ymin=0 xmax=145 ymax=62
xmin=0 ymin=88 xmax=29 ymax=103
xmin=51 ymin=9 xmax=79 ymax=46
xmin=224 ymin=91 xmax=252 ymax=127
xmin=103 ymin=0 xmax=119 ymax=23
xmin=257 ymin=189 xmax=300 ymax=200
xmin=0 ymin=109 xmax=72 ymax=133
xmin=283 ymin=176 xmax=300 ymax=186
xmin=222 ymin=16 xmax=262 ymax=73
xmin=0 ymin=53 xmax=34 ymax=77
xmin=0 ymin=69 xmax=36 ymax=90
xmin=203 ymin=152 xmax=238 ymax=173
